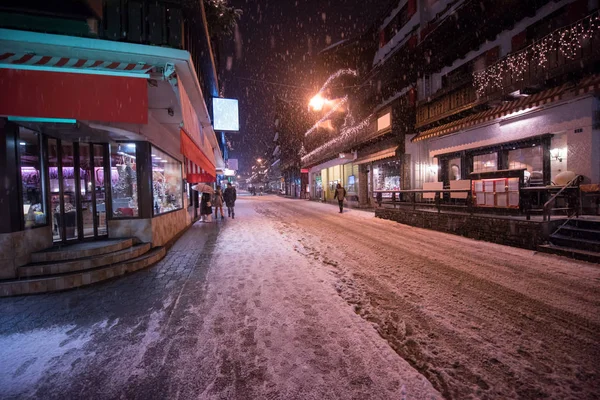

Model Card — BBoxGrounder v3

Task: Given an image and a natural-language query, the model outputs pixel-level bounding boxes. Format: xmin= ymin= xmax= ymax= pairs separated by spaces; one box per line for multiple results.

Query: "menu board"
xmin=472 ymin=178 xmax=520 ymax=209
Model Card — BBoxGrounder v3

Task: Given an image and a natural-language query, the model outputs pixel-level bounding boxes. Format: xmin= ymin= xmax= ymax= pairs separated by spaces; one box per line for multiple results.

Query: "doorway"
xmin=48 ymin=139 xmax=109 ymax=243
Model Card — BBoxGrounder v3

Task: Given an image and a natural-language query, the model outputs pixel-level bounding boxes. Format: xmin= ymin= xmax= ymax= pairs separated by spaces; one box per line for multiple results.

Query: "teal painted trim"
xmin=0 ymin=28 xmax=189 ymax=61
xmin=0 ymin=64 xmax=150 ymax=79
xmin=7 ymin=116 xmax=77 ymax=124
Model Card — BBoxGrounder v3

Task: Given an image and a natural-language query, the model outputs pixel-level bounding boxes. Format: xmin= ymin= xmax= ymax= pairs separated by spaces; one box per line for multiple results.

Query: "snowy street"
xmin=1 ymin=195 xmax=599 ymax=399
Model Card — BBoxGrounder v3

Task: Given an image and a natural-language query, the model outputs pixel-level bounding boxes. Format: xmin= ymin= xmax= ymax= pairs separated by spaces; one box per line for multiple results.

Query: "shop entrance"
xmin=48 ymin=139 xmax=110 ymax=242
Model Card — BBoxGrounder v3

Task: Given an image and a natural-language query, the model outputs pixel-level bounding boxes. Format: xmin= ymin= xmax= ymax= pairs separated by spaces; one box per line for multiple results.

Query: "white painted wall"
xmin=427 ymin=95 xmax=596 ymax=183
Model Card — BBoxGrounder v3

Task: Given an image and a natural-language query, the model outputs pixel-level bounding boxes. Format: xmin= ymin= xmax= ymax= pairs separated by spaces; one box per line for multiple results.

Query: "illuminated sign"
xmin=223 ymin=169 xmax=236 ymax=176
xmin=213 ymin=98 xmax=239 ymax=131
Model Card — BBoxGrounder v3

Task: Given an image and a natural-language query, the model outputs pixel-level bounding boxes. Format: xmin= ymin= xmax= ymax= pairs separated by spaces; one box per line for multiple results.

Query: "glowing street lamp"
xmin=308 ymin=93 xmax=327 ymax=111
xmin=257 ymin=158 xmax=263 ymax=163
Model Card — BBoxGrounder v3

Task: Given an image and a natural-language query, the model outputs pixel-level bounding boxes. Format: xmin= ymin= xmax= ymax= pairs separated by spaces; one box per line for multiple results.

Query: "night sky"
xmin=219 ymin=0 xmax=392 ymax=174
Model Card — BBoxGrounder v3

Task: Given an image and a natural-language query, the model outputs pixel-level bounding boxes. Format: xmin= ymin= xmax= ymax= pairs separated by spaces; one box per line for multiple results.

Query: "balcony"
xmin=416 ymin=83 xmax=479 ymax=129
xmin=474 ymin=11 xmax=600 ymax=100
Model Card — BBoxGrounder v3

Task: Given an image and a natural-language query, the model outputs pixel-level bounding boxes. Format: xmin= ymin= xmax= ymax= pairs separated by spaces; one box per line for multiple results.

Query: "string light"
xmin=301 ymin=114 xmax=373 ymax=165
xmin=473 ymin=12 xmax=600 ymax=97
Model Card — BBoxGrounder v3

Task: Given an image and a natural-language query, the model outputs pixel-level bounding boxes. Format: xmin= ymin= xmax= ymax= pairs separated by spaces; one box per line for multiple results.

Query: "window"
xmin=373 ymin=160 xmax=401 ymax=191
xmin=508 ymin=145 xmax=543 ymax=186
xmin=382 ymin=4 xmax=409 ymax=46
xmin=448 ymin=157 xmax=461 ymax=181
xmin=110 ymin=143 xmax=139 ymax=218
xmin=473 ymin=153 xmax=497 ymax=173
xmin=19 ymin=128 xmax=46 ymax=228
xmin=152 ymin=147 xmax=183 ymax=215
xmin=377 ymin=112 xmax=391 ymax=132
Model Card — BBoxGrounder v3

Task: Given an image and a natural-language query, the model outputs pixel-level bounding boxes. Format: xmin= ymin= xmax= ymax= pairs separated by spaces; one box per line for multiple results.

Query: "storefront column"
xmin=358 ymin=164 xmax=369 ymax=206
xmin=0 ymin=120 xmax=22 ymax=234
xmin=137 ymin=142 xmax=153 ymax=219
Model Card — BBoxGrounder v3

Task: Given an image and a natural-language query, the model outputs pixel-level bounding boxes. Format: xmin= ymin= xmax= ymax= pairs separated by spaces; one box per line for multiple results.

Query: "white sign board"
xmin=213 ymin=98 xmax=239 ymax=131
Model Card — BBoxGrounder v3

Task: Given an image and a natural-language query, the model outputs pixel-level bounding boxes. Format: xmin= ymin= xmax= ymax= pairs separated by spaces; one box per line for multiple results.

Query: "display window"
xmin=110 ymin=143 xmax=139 ymax=218
xmin=152 ymin=147 xmax=183 ymax=215
xmin=373 ymin=160 xmax=401 ymax=191
xmin=18 ymin=128 xmax=47 ymax=228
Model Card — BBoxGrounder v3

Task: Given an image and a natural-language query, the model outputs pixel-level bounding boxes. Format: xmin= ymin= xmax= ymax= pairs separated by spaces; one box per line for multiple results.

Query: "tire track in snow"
xmin=255 ymin=197 xmax=600 ymax=400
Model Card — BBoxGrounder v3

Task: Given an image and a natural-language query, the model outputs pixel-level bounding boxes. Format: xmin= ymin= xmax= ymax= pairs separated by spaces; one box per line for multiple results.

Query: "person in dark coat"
xmin=223 ymin=182 xmax=237 ymax=219
xmin=200 ymin=192 xmax=213 ymax=222
xmin=333 ymin=183 xmax=347 ymax=213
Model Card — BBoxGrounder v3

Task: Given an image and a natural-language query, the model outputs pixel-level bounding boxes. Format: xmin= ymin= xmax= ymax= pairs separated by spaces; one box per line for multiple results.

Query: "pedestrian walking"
xmin=223 ymin=182 xmax=237 ymax=219
xmin=376 ymin=191 xmax=383 ymax=208
xmin=200 ymin=192 xmax=212 ymax=222
xmin=214 ymin=186 xmax=225 ymax=219
xmin=334 ymin=183 xmax=347 ymax=213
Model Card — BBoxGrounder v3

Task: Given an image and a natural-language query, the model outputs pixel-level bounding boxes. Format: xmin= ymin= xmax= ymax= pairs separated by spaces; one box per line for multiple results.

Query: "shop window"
xmin=18 ymin=128 xmax=46 ymax=228
xmin=473 ymin=153 xmax=497 ymax=173
xmin=508 ymin=145 xmax=543 ymax=186
xmin=152 ymin=147 xmax=183 ymax=215
xmin=110 ymin=143 xmax=139 ymax=218
xmin=373 ymin=160 xmax=401 ymax=192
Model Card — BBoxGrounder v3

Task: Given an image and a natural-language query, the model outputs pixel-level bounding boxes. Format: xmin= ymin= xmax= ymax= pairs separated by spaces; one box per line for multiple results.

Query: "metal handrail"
xmin=373 ymin=189 xmax=473 ymax=213
xmin=543 ymin=175 xmax=583 ymax=221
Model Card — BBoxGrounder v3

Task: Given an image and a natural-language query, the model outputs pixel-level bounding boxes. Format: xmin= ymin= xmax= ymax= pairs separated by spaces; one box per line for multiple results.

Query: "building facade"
xmin=0 ymin=0 xmax=226 ymax=281
xmin=302 ymin=0 xmax=599 ymax=213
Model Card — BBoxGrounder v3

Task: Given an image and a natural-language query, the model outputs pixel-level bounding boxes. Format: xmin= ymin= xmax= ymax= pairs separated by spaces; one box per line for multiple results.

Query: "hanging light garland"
xmin=473 ymin=12 xmax=600 ymax=97
xmin=301 ymin=114 xmax=373 ymax=165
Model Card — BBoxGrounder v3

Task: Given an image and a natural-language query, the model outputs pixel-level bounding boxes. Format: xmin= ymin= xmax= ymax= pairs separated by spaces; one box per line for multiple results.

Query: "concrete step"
xmin=18 ymin=243 xmax=152 ymax=278
xmin=566 ymin=218 xmax=600 ymax=231
xmin=31 ymin=239 xmax=134 ymax=263
xmin=0 ymin=246 xmax=166 ymax=297
xmin=537 ymin=244 xmax=600 ymax=264
xmin=549 ymin=234 xmax=600 ymax=253
xmin=554 ymin=225 xmax=600 ymax=241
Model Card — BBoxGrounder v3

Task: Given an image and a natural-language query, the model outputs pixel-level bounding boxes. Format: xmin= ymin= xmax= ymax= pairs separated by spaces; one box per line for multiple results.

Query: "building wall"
xmin=427 ymin=95 xmax=596 ymax=182
xmin=0 ymin=226 xmax=53 ymax=279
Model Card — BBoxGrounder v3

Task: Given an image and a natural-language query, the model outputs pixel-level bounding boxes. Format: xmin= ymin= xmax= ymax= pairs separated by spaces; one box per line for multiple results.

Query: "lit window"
xmin=19 ymin=128 xmax=46 ymax=228
xmin=110 ymin=143 xmax=138 ymax=218
xmin=377 ymin=112 xmax=391 ymax=131
xmin=152 ymin=147 xmax=183 ymax=215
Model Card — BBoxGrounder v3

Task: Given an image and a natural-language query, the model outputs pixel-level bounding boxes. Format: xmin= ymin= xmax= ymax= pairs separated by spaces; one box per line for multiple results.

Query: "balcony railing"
xmin=415 ymin=83 xmax=479 ymax=128
xmin=474 ymin=11 xmax=600 ymax=99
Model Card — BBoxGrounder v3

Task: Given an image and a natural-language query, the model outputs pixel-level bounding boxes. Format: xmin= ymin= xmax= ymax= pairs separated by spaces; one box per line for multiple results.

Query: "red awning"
xmin=181 ymin=129 xmax=215 ymax=182
xmin=0 ymin=68 xmax=148 ymax=124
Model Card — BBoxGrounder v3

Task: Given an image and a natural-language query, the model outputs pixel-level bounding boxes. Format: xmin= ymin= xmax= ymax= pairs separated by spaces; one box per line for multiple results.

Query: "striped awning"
xmin=410 ymin=77 xmax=599 ymax=142
xmin=185 ymin=157 xmax=215 ymax=184
xmin=0 ymin=52 xmax=153 ymax=75
xmin=354 ymin=146 xmax=399 ymax=165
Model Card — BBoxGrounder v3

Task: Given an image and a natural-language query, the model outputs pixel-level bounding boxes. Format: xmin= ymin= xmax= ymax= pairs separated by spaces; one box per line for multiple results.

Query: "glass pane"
xmin=373 ymin=160 xmax=401 ymax=192
xmin=473 ymin=153 xmax=498 ymax=173
xmin=508 ymin=145 xmax=544 ymax=186
xmin=110 ymin=143 xmax=138 ymax=218
xmin=19 ymin=128 xmax=46 ymax=228
xmin=48 ymin=139 xmax=61 ymax=242
xmin=152 ymin=147 xmax=183 ymax=215
xmin=79 ymin=144 xmax=94 ymax=238
xmin=94 ymin=145 xmax=108 ymax=235
xmin=61 ymin=142 xmax=78 ymax=240
xmin=448 ymin=158 xmax=461 ymax=181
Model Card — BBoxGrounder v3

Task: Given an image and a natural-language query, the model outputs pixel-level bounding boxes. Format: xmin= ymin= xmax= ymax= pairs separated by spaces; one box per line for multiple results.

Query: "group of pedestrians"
xmin=199 ymin=182 xmax=237 ymax=222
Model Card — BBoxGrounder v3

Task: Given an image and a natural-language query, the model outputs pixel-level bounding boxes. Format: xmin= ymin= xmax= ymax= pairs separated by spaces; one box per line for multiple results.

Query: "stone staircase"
xmin=0 ymin=239 xmax=165 ymax=297
xmin=538 ymin=218 xmax=600 ymax=263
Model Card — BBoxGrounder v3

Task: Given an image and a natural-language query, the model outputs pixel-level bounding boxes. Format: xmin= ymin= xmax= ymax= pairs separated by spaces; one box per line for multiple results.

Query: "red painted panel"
xmin=180 ymin=129 xmax=216 ymax=178
xmin=407 ymin=0 xmax=417 ymax=18
xmin=0 ymin=69 xmax=147 ymax=124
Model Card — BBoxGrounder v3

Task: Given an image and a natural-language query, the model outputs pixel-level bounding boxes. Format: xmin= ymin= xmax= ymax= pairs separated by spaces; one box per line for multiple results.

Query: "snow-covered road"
xmin=1 ymin=195 xmax=598 ymax=399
